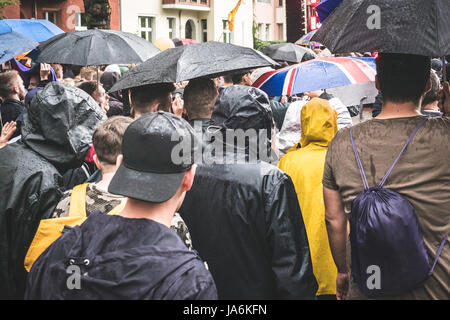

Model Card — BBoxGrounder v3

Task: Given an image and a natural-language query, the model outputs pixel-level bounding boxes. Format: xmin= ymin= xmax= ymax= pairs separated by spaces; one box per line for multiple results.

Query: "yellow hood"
xmin=300 ymin=98 xmax=338 ymax=149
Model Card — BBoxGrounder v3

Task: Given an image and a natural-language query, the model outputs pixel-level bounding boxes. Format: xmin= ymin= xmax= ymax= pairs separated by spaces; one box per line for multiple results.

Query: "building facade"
xmin=1 ymin=0 xmax=120 ymax=32
xmin=1 ymin=0 xmax=287 ymax=48
xmin=120 ymin=0 xmax=254 ymax=48
xmin=254 ymin=0 xmax=286 ymax=42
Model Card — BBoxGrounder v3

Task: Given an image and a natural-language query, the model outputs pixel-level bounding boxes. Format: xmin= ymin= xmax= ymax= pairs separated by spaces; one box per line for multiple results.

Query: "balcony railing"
xmin=162 ymin=0 xmax=211 ymax=11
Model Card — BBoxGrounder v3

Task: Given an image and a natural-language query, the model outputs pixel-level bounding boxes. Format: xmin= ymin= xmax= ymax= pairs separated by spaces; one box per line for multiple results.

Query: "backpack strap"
xmin=68 ymin=183 xmax=90 ymax=218
xmin=429 ymin=233 xmax=449 ymax=276
xmin=350 ymin=127 xmax=370 ymax=191
xmin=107 ymin=200 xmax=126 ymax=216
xmin=378 ymin=118 xmax=428 ymax=188
xmin=350 ymin=118 xmax=428 ymax=191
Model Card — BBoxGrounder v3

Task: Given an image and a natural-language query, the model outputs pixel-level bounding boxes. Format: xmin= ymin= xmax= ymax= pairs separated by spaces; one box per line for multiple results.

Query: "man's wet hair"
xmin=0 ymin=70 xmax=20 ymax=99
xmin=231 ymin=71 xmax=251 ymax=85
xmin=422 ymin=71 xmax=440 ymax=107
xmin=77 ymin=81 xmax=101 ymax=97
xmin=130 ymin=83 xmax=176 ymax=113
xmin=184 ymin=78 xmax=218 ymax=119
xmin=93 ymin=116 xmax=133 ymax=165
xmin=376 ymin=53 xmax=431 ymax=104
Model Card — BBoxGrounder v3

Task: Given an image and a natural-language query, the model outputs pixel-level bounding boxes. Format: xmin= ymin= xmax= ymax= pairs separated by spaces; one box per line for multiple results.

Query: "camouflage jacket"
xmin=52 ymin=183 xmax=193 ymax=250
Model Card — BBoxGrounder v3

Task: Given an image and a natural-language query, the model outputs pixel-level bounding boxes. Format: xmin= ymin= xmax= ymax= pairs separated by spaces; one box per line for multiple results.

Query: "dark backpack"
xmin=349 ymin=118 xmax=447 ymax=297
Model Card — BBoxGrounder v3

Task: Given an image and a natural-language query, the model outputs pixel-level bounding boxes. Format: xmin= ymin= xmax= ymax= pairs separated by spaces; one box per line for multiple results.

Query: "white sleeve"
xmin=329 ymin=97 xmax=353 ymax=130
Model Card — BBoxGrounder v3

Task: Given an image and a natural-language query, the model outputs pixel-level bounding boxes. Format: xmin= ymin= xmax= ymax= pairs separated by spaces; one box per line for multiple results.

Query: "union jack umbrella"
xmin=253 ymin=56 xmax=377 ymax=97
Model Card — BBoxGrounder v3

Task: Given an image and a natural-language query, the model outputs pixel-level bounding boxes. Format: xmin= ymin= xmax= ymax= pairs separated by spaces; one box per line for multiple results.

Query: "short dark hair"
xmin=422 ymin=71 xmax=440 ymax=107
xmin=130 ymin=83 xmax=175 ymax=113
xmin=376 ymin=53 xmax=431 ymax=104
xmin=0 ymin=70 xmax=20 ymax=98
xmin=223 ymin=75 xmax=233 ymax=85
xmin=231 ymin=71 xmax=251 ymax=85
xmin=77 ymin=81 xmax=100 ymax=97
xmin=184 ymin=78 xmax=218 ymax=119
xmin=93 ymin=116 xmax=133 ymax=165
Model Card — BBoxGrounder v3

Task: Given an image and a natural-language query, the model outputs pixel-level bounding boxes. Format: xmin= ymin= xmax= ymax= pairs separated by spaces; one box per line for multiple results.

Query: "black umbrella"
xmin=34 ymin=29 xmax=161 ymax=66
xmin=110 ymin=41 xmax=278 ymax=92
xmin=260 ymin=43 xmax=317 ymax=64
xmin=311 ymin=0 xmax=450 ymax=57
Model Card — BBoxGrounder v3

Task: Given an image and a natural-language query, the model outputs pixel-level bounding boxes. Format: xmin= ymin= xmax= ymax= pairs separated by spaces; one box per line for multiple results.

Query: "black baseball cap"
xmin=108 ymin=111 xmax=197 ymax=203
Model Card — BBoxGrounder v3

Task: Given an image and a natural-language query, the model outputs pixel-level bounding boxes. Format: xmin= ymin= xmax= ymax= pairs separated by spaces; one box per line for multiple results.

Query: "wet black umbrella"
xmin=260 ymin=43 xmax=317 ymax=64
xmin=311 ymin=0 xmax=450 ymax=57
xmin=34 ymin=29 xmax=161 ymax=66
xmin=110 ymin=41 xmax=278 ymax=92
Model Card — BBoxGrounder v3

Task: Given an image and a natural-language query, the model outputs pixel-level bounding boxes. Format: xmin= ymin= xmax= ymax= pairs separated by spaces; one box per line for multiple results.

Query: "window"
xmin=277 ymin=23 xmax=283 ymax=40
xmin=223 ymin=20 xmax=231 ymax=43
xmin=75 ymin=13 xmax=87 ymax=31
xmin=257 ymin=23 xmax=264 ymax=40
xmin=265 ymin=24 xmax=271 ymax=41
xmin=168 ymin=18 xmax=175 ymax=39
xmin=278 ymin=0 xmax=283 ymax=7
xmin=257 ymin=0 xmax=271 ymax=3
xmin=43 ymin=11 xmax=58 ymax=25
xmin=138 ymin=16 xmax=154 ymax=42
xmin=201 ymin=19 xmax=208 ymax=42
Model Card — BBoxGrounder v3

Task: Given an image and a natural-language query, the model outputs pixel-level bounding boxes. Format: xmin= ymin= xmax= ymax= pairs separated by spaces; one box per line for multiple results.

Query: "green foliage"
xmin=0 ymin=0 xmax=17 ymax=19
xmin=254 ymin=38 xmax=286 ymax=51
xmin=0 ymin=0 xmax=17 ymax=9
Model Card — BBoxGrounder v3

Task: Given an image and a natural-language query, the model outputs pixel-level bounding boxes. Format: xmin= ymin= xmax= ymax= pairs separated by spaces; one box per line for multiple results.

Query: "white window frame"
xmin=167 ymin=17 xmax=176 ymax=39
xmin=222 ymin=20 xmax=231 ymax=43
xmin=138 ymin=16 xmax=155 ymax=43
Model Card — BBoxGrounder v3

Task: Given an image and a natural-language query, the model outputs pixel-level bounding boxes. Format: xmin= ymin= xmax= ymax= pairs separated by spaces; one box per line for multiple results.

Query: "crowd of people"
xmin=0 ymin=51 xmax=449 ymax=300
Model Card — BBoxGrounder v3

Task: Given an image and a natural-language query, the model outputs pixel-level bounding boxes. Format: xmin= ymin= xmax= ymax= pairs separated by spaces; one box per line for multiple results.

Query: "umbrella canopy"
xmin=316 ymin=0 xmax=344 ymax=23
xmin=110 ymin=41 xmax=278 ymax=92
xmin=327 ymin=81 xmax=379 ymax=106
xmin=0 ymin=19 xmax=64 ymax=42
xmin=0 ymin=22 xmax=39 ymax=64
xmin=34 ymin=29 xmax=161 ymax=66
xmin=260 ymin=43 xmax=317 ymax=64
xmin=311 ymin=0 xmax=450 ymax=56
xmin=253 ymin=57 xmax=376 ymax=97
xmin=172 ymin=38 xmax=198 ymax=47
xmin=295 ymin=31 xmax=322 ymax=48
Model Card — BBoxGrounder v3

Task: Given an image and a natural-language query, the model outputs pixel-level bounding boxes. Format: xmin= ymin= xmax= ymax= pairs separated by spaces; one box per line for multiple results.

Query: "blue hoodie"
xmin=25 ymin=212 xmax=218 ymax=300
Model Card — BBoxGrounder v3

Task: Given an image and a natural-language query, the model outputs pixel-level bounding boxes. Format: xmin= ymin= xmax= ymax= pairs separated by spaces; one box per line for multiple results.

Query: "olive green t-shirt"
xmin=323 ymin=115 xmax=450 ymax=300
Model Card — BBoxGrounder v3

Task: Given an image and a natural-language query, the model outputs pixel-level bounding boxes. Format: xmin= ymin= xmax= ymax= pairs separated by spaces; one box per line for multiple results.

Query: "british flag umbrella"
xmin=252 ymin=56 xmax=376 ymax=97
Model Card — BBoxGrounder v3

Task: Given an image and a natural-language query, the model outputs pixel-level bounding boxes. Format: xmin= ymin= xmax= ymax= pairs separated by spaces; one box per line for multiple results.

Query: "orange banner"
xmin=227 ymin=0 xmax=243 ymax=32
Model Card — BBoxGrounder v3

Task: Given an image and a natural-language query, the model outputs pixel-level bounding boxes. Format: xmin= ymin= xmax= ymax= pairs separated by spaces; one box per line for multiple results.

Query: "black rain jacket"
xmin=25 ymin=213 xmax=218 ymax=300
xmin=179 ymin=86 xmax=318 ymax=300
xmin=0 ymin=82 xmax=105 ymax=299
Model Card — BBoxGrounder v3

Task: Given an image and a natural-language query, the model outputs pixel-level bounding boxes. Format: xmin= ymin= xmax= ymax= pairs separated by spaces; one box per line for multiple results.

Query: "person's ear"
xmin=424 ymin=77 xmax=432 ymax=95
xmin=181 ymin=164 xmax=197 ymax=192
xmin=115 ymin=154 xmax=123 ymax=169
xmin=375 ymin=75 xmax=381 ymax=91
xmin=93 ymin=154 xmax=102 ymax=171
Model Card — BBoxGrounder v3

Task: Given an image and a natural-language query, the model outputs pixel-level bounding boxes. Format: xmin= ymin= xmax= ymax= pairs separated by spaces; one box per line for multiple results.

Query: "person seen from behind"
xmin=278 ymin=98 xmax=338 ymax=300
xmin=323 ymin=53 xmax=449 ymax=300
xmin=25 ymin=112 xmax=217 ymax=300
xmin=0 ymin=82 xmax=106 ymax=299
xmin=183 ymin=78 xmax=219 ymax=132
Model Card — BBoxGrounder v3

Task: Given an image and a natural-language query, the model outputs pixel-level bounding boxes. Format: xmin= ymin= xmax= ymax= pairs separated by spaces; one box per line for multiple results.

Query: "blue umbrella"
xmin=0 ymin=21 xmax=39 ymax=64
xmin=1 ymin=19 xmax=64 ymax=42
xmin=316 ymin=0 xmax=344 ymax=23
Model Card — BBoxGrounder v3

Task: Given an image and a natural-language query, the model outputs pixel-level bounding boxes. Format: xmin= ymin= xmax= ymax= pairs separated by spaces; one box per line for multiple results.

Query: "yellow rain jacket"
xmin=278 ymin=98 xmax=338 ymax=296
